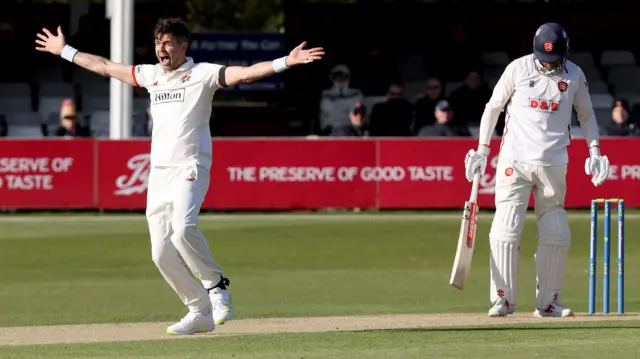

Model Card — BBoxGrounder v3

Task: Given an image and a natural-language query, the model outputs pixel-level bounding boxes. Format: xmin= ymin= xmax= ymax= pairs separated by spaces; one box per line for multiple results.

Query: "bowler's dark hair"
xmin=154 ymin=18 xmax=190 ymax=44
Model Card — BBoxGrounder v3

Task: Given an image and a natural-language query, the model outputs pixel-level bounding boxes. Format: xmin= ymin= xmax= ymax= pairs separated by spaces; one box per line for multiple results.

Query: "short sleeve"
xmin=200 ymin=63 xmax=227 ymax=90
xmin=132 ymin=65 xmax=157 ymax=88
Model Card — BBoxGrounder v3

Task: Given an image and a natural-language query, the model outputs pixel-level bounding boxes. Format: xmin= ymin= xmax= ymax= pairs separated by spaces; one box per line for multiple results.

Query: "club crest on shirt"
xmin=181 ymin=74 xmax=191 ymax=83
xmin=529 ymin=98 xmax=560 ymax=112
xmin=151 ymin=88 xmax=185 ymax=105
xmin=529 ymin=80 xmax=535 ymax=88
xmin=558 ymin=81 xmax=568 ymax=92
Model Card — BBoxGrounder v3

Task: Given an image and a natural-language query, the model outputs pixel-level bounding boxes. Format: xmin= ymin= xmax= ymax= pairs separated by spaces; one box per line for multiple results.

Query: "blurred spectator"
xmin=413 ymin=77 xmax=445 ymax=134
xmin=417 ymin=100 xmax=471 ymax=137
xmin=330 ymin=101 xmax=368 ymax=137
xmin=54 ymin=99 xmax=91 ymax=138
xmin=369 ymin=83 xmax=413 ymax=137
xmin=357 ymin=43 xmax=394 ymax=96
xmin=448 ymin=70 xmax=492 ymax=127
xmin=603 ymin=99 xmax=640 ymax=136
xmin=0 ymin=115 xmax=7 ymax=137
xmin=319 ymin=64 xmax=364 ymax=134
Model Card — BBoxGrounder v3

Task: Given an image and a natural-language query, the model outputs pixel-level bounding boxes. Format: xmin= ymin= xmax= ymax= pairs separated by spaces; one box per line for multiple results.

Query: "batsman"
xmin=464 ymin=23 xmax=611 ymax=317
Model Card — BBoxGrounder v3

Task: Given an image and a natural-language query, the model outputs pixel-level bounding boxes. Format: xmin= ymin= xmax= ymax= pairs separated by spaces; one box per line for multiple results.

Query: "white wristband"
xmin=61 ymin=44 xmax=78 ymax=63
xmin=272 ymin=56 xmax=289 ymax=73
xmin=589 ymin=145 xmax=601 ymax=157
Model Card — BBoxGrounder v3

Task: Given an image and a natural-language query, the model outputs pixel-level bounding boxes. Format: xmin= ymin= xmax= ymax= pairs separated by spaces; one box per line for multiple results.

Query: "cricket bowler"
xmin=35 ymin=18 xmax=324 ymax=334
xmin=464 ymin=23 xmax=610 ymax=317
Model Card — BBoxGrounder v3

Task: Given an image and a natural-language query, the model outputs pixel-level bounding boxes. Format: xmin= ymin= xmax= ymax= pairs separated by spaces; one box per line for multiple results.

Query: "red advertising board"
xmin=0 ymin=138 xmax=639 ymax=209
xmin=564 ymin=138 xmax=640 ymax=207
xmin=377 ymin=139 xmax=475 ymax=209
xmin=0 ymin=139 xmax=95 ymax=208
xmin=96 ymin=140 xmax=150 ymax=209
xmin=209 ymin=139 xmax=377 ymax=209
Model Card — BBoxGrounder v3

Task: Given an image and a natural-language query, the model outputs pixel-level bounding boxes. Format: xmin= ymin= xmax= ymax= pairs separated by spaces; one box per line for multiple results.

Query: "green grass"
xmin=1 ymin=213 xmax=637 ymax=326
xmin=3 ymin=321 xmax=640 ymax=359
xmin=0 ymin=212 xmax=638 ymax=357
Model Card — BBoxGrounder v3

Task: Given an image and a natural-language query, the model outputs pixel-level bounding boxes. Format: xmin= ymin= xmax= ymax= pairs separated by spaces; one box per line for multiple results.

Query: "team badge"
xmin=558 ymin=81 xmax=568 ymax=92
xmin=544 ymin=41 xmax=554 ymax=52
xmin=505 ymin=167 xmax=514 ymax=176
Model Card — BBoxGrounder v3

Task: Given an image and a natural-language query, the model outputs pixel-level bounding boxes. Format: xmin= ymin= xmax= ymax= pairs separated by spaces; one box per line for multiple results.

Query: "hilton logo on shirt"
xmin=152 ymin=89 xmax=185 ymax=105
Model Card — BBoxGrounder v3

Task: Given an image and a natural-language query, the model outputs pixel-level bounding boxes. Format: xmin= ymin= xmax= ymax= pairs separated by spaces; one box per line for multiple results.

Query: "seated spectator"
xmin=413 ymin=77 xmax=445 ymax=134
xmin=417 ymin=100 xmax=471 ymax=137
xmin=319 ymin=64 xmax=364 ymax=135
xmin=603 ymin=99 xmax=640 ymax=136
xmin=448 ymin=70 xmax=492 ymax=127
xmin=369 ymin=83 xmax=413 ymax=137
xmin=0 ymin=115 xmax=7 ymax=137
xmin=330 ymin=102 xmax=368 ymax=137
xmin=54 ymin=99 xmax=91 ymax=138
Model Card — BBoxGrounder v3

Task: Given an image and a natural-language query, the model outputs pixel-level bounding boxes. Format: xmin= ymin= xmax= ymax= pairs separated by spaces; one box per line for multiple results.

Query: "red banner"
xmin=97 ymin=140 xmax=150 ymax=209
xmin=209 ymin=139 xmax=377 ymax=208
xmin=0 ymin=139 xmax=95 ymax=208
xmin=0 ymin=138 xmax=639 ymax=209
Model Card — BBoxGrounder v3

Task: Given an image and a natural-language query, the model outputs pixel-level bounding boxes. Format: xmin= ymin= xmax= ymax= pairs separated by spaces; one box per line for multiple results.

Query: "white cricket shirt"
xmin=478 ymin=54 xmax=600 ymax=166
xmin=132 ymin=58 xmax=224 ymax=169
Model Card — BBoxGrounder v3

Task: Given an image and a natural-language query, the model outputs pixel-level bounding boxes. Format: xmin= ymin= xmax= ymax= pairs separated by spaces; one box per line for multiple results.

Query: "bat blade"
xmin=449 ymin=201 xmax=479 ymax=289
xmin=449 ymin=172 xmax=481 ymax=290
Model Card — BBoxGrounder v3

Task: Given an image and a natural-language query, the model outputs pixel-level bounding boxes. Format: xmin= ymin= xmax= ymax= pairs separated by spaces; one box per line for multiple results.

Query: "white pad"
xmin=535 ymin=208 xmax=571 ymax=310
xmin=489 ymin=202 xmax=526 ymax=307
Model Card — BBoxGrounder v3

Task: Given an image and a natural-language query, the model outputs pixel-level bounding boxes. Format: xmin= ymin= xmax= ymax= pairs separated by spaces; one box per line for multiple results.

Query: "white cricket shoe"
xmin=533 ymin=302 xmax=574 ymax=318
xmin=488 ymin=297 xmax=515 ymax=317
xmin=210 ymin=287 xmax=235 ymax=325
xmin=208 ymin=278 xmax=234 ymax=325
xmin=167 ymin=309 xmax=215 ymax=335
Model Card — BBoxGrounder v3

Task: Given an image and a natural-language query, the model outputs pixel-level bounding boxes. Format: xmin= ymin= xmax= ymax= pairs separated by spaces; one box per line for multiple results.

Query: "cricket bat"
xmin=449 ymin=172 xmax=481 ymax=290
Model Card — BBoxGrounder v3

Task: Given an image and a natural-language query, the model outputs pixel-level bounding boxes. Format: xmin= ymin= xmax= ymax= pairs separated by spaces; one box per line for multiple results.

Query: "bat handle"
xmin=469 ymin=172 xmax=481 ymax=202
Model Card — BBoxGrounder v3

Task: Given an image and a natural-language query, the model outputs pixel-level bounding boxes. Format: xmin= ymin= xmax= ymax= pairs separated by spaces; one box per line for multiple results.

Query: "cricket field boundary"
xmin=2 ymin=212 xmax=640 ymax=223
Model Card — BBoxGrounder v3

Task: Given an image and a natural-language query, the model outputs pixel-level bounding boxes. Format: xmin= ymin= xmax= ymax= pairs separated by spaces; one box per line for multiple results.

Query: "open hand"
xmin=35 ymin=26 xmax=66 ymax=56
xmin=286 ymin=41 xmax=325 ymax=66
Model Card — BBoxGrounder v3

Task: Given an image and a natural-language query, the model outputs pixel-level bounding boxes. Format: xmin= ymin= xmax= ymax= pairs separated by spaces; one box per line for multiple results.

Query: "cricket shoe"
xmin=208 ymin=277 xmax=235 ymax=325
xmin=534 ymin=302 xmax=574 ymax=318
xmin=488 ymin=297 xmax=515 ymax=317
xmin=167 ymin=308 xmax=215 ymax=335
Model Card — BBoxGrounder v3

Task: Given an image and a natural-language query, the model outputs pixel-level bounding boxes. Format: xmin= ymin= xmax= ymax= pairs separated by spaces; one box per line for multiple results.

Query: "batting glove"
xmin=464 ymin=146 xmax=490 ymax=182
xmin=584 ymin=146 xmax=610 ymax=187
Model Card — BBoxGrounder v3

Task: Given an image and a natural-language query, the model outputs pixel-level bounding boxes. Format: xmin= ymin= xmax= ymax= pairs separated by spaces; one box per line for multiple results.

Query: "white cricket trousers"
xmin=146 ymin=164 xmax=225 ymax=313
xmin=489 ymin=157 xmax=571 ymax=309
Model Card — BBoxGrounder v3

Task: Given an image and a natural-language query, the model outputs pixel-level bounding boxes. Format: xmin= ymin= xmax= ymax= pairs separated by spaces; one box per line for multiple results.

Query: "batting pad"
xmin=489 ymin=203 xmax=525 ymax=307
xmin=535 ymin=244 xmax=569 ymax=310
xmin=490 ymin=240 xmax=520 ymax=307
xmin=535 ymin=208 xmax=571 ymax=310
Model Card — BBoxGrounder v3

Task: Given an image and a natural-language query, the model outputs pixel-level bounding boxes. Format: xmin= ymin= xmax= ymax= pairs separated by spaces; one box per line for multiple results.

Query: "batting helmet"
xmin=533 ymin=22 xmax=569 ymax=64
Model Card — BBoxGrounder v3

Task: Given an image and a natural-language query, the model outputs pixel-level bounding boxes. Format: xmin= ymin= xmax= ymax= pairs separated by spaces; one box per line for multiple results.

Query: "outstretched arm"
xmin=35 ymin=26 xmax=136 ymax=86
xmin=223 ymin=41 xmax=324 ymax=87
